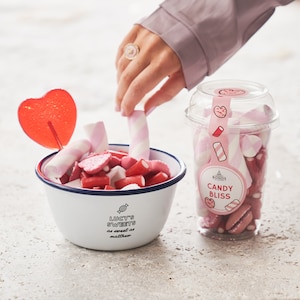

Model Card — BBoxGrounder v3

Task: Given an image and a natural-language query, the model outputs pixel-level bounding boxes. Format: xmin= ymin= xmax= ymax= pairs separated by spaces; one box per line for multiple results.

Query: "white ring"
xmin=124 ymin=43 xmax=140 ymax=60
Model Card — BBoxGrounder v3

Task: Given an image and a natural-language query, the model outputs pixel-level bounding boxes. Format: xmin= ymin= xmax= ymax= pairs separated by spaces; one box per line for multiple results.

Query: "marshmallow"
xmin=241 ymin=134 xmax=262 ymax=158
xmin=44 ymin=139 xmax=91 ymax=179
xmin=84 ymin=121 xmax=108 ymax=153
xmin=128 ymin=110 xmax=150 ymax=160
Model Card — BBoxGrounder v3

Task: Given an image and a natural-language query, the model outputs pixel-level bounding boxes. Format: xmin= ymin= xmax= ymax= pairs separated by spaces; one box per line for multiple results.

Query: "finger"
xmin=115 ymin=54 xmax=150 ymax=112
xmin=116 ymin=54 xmax=131 ymax=83
xmin=144 ymin=72 xmax=186 ymax=114
xmin=119 ymin=64 xmax=173 ymax=116
xmin=118 ymin=52 xmax=182 ymax=116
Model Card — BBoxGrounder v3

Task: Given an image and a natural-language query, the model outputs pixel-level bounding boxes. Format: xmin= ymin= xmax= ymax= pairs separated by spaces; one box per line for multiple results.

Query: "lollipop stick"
xmin=47 ymin=121 xmax=63 ymax=150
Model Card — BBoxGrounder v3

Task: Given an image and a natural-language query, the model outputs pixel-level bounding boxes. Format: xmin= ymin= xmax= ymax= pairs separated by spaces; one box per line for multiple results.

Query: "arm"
xmin=115 ymin=0 xmax=293 ymax=116
xmin=139 ymin=0 xmax=294 ymax=89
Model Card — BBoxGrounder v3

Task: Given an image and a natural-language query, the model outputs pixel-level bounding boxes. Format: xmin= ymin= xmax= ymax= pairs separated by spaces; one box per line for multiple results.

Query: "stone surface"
xmin=0 ymin=1 xmax=300 ymax=299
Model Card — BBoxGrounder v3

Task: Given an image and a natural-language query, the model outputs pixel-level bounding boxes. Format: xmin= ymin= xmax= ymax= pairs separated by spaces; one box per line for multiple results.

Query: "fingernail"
xmin=115 ymin=104 xmax=120 ymax=112
xmin=121 ymin=108 xmax=127 ymax=117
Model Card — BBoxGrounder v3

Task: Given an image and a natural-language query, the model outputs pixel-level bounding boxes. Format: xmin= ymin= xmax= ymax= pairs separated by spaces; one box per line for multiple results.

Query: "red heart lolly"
xmin=18 ymin=89 xmax=77 ymax=149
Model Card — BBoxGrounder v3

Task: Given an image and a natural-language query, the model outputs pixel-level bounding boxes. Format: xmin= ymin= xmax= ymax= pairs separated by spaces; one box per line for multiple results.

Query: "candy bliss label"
xmin=199 ymin=165 xmax=246 ymax=215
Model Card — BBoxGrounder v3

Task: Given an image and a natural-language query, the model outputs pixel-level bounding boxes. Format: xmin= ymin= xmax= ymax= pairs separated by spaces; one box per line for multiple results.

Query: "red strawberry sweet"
xmin=147 ymin=160 xmax=171 ymax=177
xmin=125 ymin=159 xmax=150 ymax=177
xmin=115 ymin=175 xmax=145 ymax=189
xmin=145 ymin=171 xmax=169 ymax=186
xmin=81 ymin=175 xmax=110 ymax=189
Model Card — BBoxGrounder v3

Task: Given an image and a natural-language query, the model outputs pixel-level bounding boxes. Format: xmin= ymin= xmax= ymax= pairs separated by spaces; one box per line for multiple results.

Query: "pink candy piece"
xmin=44 ymin=139 xmax=91 ymax=179
xmin=121 ymin=156 xmax=137 ymax=169
xmin=245 ymin=195 xmax=262 ymax=219
xmin=255 ymin=147 xmax=268 ymax=170
xmin=69 ymin=161 xmax=82 ymax=181
xmin=236 ymin=105 xmax=273 ymax=129
xmin=193 ymin=128 xmax=211 ymax=168
xmin=115 ymin=175 xmax=145 ymax=189
xmin=147 ymin=159 xmax=171 ymax=178
xmin=78 ymin=152 xmax=111 ymax=175
xmin=225 ymin=204 xmax=253 ymax=234
xmin=145 ymin=171 xmax=169 ymax=186
xmin=126 ymin=159 xmax=150 ymax=177
xmin=81 ymin=175 xmax=110 ymax=189
xmin=128 ymin=110 xmax=150 ymax=160
xmin=109 ymin=155 xmax=121 ymax=168
xmin=84 ymin=121 xmax=108 ymax=153
xmin=241 ymin=134 xmax=262 ymax=158
xmin=227 ymin=132 xmax=252 ymax=188
xmin=245 ymin=156 xmax=266 ymax=195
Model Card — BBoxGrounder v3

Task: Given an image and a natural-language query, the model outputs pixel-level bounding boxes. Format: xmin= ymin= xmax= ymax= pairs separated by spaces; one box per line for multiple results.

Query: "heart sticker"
xmin=18 ymin=89 xmax=77 ymax=149
xmin=213 ymin=105 xmax=227 ymax=118
xmin=205 ymin=197 xmax=215 ymax=209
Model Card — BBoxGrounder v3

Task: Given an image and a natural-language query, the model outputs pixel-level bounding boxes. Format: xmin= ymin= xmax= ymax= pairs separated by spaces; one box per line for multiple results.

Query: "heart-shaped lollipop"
xmin=18 ymin=89 xmax=77 ymax=149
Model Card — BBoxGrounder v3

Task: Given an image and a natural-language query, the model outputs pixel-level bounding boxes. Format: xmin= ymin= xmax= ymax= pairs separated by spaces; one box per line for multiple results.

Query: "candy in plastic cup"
xmin=185 ymin=80 xmax=279 ymax=241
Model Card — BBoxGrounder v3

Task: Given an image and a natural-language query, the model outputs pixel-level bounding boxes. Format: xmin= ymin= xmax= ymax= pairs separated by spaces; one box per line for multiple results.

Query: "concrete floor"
xmin=1 ymin=1 xmax=300 ymax=299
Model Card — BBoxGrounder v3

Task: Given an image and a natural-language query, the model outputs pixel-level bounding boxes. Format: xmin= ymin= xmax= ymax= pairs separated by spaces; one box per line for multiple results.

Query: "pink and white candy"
xmin=128 ymin=110 xmax=150 ymax=160
xmin=241 ymin=134 xmax=262 ymax=158
xmin=84 ymin=121 xmax=108 ymax=153
xmin=44 ymin=139 xmax=91 ymax=179
xmin=228 ymin=132 xmax=252 ymax=188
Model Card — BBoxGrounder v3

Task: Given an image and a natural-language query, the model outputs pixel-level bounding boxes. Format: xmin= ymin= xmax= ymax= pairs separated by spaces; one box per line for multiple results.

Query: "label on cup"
xmin=199 ymin=165 xmax=246 ymax=215
xmin=198 ymin=96 xmax=246 ymax=215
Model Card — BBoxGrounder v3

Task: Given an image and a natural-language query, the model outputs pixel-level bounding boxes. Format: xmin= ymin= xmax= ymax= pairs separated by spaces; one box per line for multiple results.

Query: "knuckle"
xmin=120 ymin=70 xmax=133 ymax=85
xmin=129 ymin=80 xmax=143 ymax=96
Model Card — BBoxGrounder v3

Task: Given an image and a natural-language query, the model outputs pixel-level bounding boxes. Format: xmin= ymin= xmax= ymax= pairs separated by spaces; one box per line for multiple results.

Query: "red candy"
xmin=59 ymin=173 xmax=69 ymax=184
xmin=145 ymin=171 xmax=169 ymax=186
xmin=81 ymin=175 xmax=110 ymax=189
xmin=69 ymin=161 xmax=82 ymax=181
xmin=147 ymin=160 xmax=171 ymax=178
xmin=115 ymin=175 xmax=145 ymax=189
xmin=121 ymin=156 xmax=137 ymax=169
xmin=109 ymin=156 xmax=121 ymax=168
xmin=60 ymin=150 xmax=171 ymax=190
xmin=107 ymin=150 xmax=128 ymax=159
xmin=125 ymin=159 xmax=150 ymax=177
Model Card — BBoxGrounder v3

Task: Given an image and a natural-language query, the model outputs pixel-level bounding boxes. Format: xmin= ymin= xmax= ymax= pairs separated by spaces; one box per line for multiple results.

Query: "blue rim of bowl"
xmin=35 ymin=144 xmax=186 ymax=196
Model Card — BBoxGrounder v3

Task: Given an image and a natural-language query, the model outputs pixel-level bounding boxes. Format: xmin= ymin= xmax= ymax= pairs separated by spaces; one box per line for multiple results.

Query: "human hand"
xmin=115 ymin=25 xmax=186 ymax=116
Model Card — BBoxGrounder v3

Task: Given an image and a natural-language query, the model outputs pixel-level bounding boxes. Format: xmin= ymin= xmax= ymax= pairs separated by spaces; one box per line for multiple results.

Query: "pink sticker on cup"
xmin=198 ymin=96 xmax=247 ymax=215
xmin=216 ymin=88 xmax=247 ymax=97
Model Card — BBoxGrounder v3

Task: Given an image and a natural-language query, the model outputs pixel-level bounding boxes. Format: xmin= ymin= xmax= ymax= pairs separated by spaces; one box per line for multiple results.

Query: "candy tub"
xmin=35 ymin=144 xmax=186 ymax=251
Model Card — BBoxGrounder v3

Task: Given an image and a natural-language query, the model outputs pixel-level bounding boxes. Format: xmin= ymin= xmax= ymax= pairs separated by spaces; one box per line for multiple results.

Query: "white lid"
xmin=185 ymin=80 xmax=279 ymax=132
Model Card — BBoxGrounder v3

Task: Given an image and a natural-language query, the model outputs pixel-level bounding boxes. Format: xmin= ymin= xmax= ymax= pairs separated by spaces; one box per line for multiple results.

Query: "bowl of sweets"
xmin=35 ymin=122 xmax=186 ymax=251
xmin=18 ymin=90 xmax=186 ymax=251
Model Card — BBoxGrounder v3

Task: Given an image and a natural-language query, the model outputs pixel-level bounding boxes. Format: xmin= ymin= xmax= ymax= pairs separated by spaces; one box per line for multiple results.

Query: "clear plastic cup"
xmin=185 ymin=80 xmax=279 ymax=240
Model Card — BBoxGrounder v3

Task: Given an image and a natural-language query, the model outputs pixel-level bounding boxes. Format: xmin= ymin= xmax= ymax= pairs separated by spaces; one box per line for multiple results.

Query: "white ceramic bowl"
xmin=36 ymin=144 xmax=186 ymax=251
